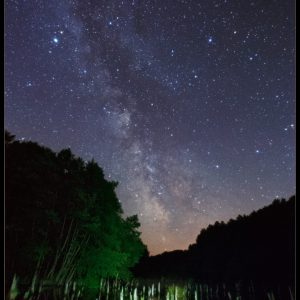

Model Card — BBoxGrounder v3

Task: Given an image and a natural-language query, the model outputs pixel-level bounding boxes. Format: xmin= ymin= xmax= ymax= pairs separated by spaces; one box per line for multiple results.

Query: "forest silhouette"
xmin=133 ymin=195 xmax=295 ymax=286
xmin=5 ymin=131 xmax=147 ymax=293
xmin=5 ymin=131 xmax=295 ymax=298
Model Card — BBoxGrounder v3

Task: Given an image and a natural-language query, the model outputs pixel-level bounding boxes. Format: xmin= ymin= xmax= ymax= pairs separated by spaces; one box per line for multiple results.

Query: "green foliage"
xmin=5 ymin=131 xmax=147 ymax=290
xmin=167 ymin=285 xmax=187 ymax=300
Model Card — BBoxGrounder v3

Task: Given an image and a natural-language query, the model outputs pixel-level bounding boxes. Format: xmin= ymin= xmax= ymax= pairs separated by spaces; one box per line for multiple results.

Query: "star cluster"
xmin=5 ymin=0 xmax=295 ymax=254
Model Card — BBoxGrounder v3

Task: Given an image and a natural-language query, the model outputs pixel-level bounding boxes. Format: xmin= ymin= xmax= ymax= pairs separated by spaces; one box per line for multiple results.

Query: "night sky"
xmin=5 ymin=0 xmax=295 ymax=255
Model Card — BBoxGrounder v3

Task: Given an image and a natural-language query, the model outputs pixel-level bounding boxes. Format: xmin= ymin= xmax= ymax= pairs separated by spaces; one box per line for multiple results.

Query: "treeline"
xmin=5 ymin=131 xmax=147 ymax=293
xmin=134 ymin=195 xmax=295 ymax=285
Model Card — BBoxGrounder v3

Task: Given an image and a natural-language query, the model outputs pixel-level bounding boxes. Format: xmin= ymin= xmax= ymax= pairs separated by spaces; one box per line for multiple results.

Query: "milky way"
xmin=5 ymin=0 xmax=295 ymax=254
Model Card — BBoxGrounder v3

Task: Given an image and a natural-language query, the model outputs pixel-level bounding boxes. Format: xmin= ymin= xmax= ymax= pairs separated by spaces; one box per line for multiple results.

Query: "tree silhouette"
xmin=5 ymin=130 xmax=16 ymax=145
xmin=134 ymin=196 xmax=295 ymax=287
xmin=5 ymin=131 xmax=147 ymax=293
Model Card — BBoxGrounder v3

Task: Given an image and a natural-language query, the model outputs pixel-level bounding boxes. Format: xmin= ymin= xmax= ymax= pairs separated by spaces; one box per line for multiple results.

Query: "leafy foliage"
xmin=5 ymin=131 xmax=147 ymax=290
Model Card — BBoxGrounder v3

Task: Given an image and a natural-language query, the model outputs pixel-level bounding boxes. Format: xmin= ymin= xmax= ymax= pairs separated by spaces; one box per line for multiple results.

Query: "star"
xmin=52 ymin=37 xmax=59 ymax=44
xmin=5 ymin=0 xmax=295 ymax=257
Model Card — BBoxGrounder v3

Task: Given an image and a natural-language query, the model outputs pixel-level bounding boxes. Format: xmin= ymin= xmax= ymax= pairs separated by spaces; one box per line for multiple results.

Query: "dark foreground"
xmin=7 ymin=278 xmax=295 ymax=300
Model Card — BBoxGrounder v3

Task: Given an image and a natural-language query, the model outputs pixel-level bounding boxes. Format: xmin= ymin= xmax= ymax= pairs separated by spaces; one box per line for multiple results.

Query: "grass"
xmin=6 ymin=277 xmax=295 ymax=300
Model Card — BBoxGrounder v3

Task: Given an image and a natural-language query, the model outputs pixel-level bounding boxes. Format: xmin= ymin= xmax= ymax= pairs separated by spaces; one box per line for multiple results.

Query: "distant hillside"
xmin=133 ymin=196 xmax=295 ymax=285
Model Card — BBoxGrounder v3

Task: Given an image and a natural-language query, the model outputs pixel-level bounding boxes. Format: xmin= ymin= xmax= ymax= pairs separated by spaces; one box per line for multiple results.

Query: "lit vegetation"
xmin=5 ymin=131 xmax=147 ymax=298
